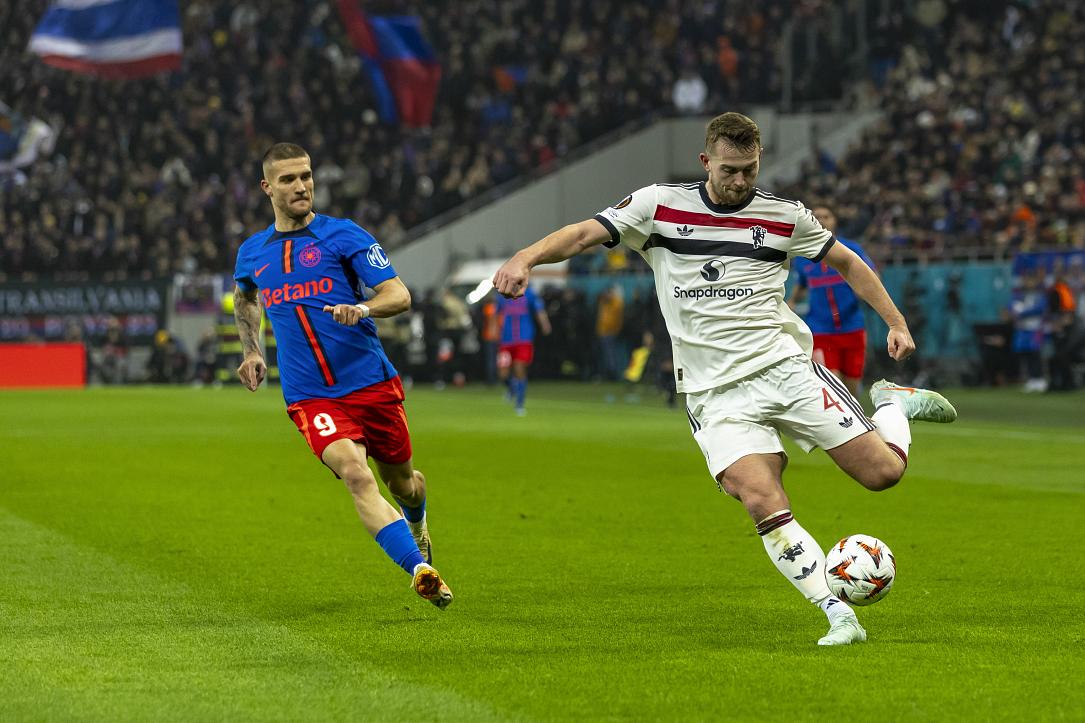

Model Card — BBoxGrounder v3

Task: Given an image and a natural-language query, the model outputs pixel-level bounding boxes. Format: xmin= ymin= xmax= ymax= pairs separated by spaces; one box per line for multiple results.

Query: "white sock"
xmin=757 ymin=510 xmax=849 ymax=620
xmin=817 ymin=594 xmax=853 ymax=623
xmin=872 ymin=401 xmax=911 ymax=466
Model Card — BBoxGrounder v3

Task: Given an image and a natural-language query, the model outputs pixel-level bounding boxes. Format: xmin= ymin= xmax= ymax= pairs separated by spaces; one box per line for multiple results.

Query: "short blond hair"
xmin=705 ymin=112 xmax=761 ymax=152
xmin=261 ymin=142 xmax=309 ymax=176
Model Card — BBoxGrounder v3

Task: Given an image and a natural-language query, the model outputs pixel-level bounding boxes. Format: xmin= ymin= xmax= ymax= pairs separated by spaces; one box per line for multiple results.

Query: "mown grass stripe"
xmin=0 ymin=507 xmax=507 ymax=722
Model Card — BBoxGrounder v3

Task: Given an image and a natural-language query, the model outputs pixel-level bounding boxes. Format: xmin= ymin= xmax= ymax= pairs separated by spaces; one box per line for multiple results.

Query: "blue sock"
xmin=514 ymin=377 xmax=526 ymax=408
xmin=375 ymin=519 xmax=426 ymax=574
xmin=399 ymin=497 xmax=426 ymax=523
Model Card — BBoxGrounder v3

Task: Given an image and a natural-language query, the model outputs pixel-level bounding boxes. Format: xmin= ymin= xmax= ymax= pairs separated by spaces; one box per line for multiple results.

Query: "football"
xmin=824 ymin=534 xmax=896 ymax=606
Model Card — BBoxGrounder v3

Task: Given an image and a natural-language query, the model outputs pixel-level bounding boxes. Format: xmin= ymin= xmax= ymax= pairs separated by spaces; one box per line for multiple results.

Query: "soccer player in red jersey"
xmin=787 ymin=204 xmax=877 ymax=396
xmin=496 ymin=285 xmax=551 ymax=415
xmin=233 ymin=143 xmax=451 ymax=609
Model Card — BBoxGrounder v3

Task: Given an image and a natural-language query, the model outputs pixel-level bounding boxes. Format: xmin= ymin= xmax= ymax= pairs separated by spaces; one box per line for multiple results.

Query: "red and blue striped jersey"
xmin=791 ymin=236 xmax=874 ymax=334
xmin=496 ymin=286 xmax=544 ymax=344
xmin=234 ymin=214 xmax=398 ymax=404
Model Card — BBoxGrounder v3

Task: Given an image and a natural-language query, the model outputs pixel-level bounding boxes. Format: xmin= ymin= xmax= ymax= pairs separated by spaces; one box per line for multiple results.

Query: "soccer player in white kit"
xmin=493 ymin=112 xmax=957 ymax=646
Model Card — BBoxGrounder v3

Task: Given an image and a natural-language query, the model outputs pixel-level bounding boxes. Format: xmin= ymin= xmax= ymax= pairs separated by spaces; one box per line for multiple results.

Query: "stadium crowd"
xmin=2 ymin=2 xmax=1080 ymax=283
xmin=5 ymin=0 xmax=1083 ymax=390
xmin=788 ymin=0 xmax=1085 ymax=260
xmin=1 ymin=0 xmax=819 ymax=281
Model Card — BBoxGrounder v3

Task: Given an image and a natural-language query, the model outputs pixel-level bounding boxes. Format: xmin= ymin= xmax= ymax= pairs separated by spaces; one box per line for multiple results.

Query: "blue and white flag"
xmin=28 ymin=0 xmax=182 ymax=79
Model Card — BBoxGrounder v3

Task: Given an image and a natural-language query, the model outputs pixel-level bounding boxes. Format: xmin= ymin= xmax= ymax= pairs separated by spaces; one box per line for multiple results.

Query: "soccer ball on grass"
xmin=824 ymin=534 xmax=896 ymax=606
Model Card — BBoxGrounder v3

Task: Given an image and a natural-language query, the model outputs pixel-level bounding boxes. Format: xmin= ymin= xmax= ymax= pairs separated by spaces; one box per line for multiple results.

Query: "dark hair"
xmin=262 ymin=142 xmax=309 ymax=167
xmin=705 ymin=112 xmax=761 ymax=152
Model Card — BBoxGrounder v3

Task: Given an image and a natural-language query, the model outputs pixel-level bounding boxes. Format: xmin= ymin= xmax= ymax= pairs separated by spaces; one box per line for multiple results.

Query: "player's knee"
xmin=410 ymin=469 xmax=426 ymax=495
xmin=720 ymin=474 xmax=786 ymax=514
xmin=718 ymin=474 xmax=743 ymax=500
xmin=384 ymin=466 xmax=422 ymax=495
xmin=341 ymin=463 xmax=377 ymax=496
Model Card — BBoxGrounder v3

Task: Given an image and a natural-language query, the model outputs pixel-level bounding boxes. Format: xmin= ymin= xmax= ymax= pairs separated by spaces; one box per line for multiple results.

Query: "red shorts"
xmin=811 ymin=329 xmax=867 ymax=379
xmin=286 ymin=376 xmax=412 ymax=464
xmin=498 ymin=342 xmax=535 ymax=366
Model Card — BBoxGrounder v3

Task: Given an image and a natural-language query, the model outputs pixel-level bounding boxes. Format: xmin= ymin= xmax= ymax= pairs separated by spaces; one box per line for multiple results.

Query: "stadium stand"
xmin=784 ymin=0 xmax=1085 ymax=260
xmin=2 ymin=0 xmax=1082 ymax=387
xmin=1 ymin=0 xmax=812 ymax=280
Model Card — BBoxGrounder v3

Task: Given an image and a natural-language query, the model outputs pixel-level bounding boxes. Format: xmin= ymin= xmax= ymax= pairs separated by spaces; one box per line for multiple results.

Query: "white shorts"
xmin=685 ymin=355 xmax=875 ymax=479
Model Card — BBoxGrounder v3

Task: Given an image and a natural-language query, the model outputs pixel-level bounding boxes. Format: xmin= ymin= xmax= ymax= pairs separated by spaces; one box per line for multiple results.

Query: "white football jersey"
xmin=594 ymin=182 xmax=835 ymax=393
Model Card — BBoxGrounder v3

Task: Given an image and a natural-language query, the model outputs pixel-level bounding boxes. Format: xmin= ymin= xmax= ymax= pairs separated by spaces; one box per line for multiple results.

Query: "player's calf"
xmin=853 ymin=452 xmax=904 ymax=491
xmin=718 ymin=454 xmax=790 ymax=520
xmin=826 ymin=432 xmax=904 ymax=493
xmin=330 ymin=452 xmax=433 ymax=585
xmin=335 ymin=461 xmax=405 ymax=537
xmin=379 ymin=464 xmax=431 ymax=564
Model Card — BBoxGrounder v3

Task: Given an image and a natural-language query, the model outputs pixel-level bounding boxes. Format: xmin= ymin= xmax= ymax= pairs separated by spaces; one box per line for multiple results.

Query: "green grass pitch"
xmin=1 ymin=383 xmax=1083 ymax=721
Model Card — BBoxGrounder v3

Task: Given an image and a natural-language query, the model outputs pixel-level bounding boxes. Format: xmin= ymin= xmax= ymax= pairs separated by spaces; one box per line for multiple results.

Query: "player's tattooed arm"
xmin=233 ymin=284 xmax=267 ymax=391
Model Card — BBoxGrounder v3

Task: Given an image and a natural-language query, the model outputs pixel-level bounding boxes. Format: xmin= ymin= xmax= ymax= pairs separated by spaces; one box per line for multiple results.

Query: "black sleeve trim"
xmin=593 ymin=214 xmax=621 ymax=248
xmin=810 ymin=236 xmax=836 ymax=262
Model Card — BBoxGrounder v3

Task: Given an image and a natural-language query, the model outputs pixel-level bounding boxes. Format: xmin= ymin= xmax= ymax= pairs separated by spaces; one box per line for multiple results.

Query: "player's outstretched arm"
xmin=823 ymin=243 xmax=915 ymax=361
xmin=233 ymin=284 xmax=267 ymax=391
xmin=493 ymin=219 xmax=612 ymax=298
xmin=323 ymin=277 xmax=411 ymax=325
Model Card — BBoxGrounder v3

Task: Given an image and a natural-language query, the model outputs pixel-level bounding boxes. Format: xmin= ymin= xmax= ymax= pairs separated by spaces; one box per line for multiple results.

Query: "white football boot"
xmin=870 ymin=379 xmax=958 ymax=423
xmin=817 ymin=614 xmax=867 ymax=646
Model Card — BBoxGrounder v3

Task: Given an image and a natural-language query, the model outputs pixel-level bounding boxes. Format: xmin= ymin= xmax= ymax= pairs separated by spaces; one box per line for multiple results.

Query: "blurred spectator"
xmin=621 ymin=330 xmax=654 ymax=402
xmin=91 ymin=317 xmax=128 ymax=384
xmin=595 ymin=285 xmax=624 ymax=381
xmin=375 ymin=312 xmax=413 ymax=384
xmin=604 ymin=246 xmax=634 ymax=274
xmin=433 ymin=287 xmax=473 ymax=387
xmin=546 ymin=286 xmax=593 ymax=379
xmin=1010 ymin=268 xmax=1048 ymax=392
xmin=147 ymin=329 xmax=190 ymax=383
xmin=939 ymin=272 xmax=972 ymax=367
xmin=193 ymin=327 xmax=219 ymax=386
xmin=897 ymin=270 xmax=928 ymax=384
xmin=62 ymin=319 xmax=83 ymax=342
xmin=1071 ymin=258 xmax=1085 ymax=317
xmin=973 ymin=318 xmax=1016 ymax=387
xmin=1047 ymin=266 xmax=1082 ymax=391
xmin=479 ymin=291 xmax=501 ymax=385
xmin=716 ymin=37 xmax=740 ymax=100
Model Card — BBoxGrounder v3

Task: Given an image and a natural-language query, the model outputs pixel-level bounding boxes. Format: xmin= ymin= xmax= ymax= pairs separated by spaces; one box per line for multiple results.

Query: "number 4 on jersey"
xmin=822 ymin=388 xmax=844 ymax=412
